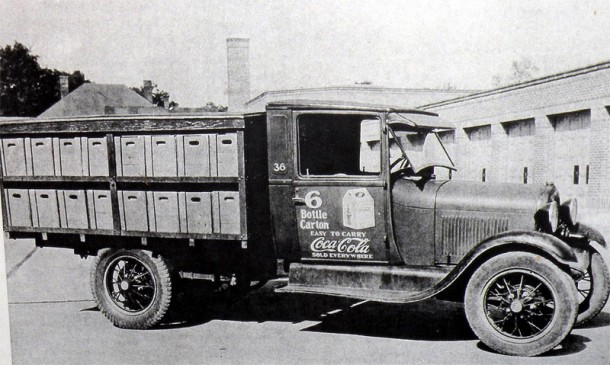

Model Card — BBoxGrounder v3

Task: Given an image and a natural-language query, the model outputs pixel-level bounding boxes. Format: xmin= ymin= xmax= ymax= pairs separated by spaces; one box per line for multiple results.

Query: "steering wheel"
xmin=390 ymin=155 xmax=409 ymax=171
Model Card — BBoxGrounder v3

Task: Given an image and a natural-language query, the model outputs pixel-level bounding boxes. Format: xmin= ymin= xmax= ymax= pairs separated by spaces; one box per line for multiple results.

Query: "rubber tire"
xmin=91 ymin=248 xmax=173 ymax=329
xmin=464 ymin=252 xmax=578 ymax=357
xmin=576 ymin=251 xmax=610 ymax=326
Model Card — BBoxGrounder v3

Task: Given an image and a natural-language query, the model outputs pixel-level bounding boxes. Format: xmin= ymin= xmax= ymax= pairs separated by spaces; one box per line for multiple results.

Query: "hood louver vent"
xmin=438 ymin=215 xmax=509 ymax=264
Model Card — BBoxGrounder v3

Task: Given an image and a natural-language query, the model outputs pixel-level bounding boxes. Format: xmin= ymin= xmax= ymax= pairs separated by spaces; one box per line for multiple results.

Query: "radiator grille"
xmin=439 ymin=215 xmax=509 ymax=263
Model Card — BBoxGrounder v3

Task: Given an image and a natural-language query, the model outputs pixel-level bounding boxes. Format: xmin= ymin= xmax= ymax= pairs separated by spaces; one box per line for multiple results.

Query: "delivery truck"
xmin=1 ymin=100 xmax=608 ymax=356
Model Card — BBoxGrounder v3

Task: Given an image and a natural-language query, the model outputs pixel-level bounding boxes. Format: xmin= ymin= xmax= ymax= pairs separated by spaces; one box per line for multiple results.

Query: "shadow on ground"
xmin=80 ymin=277 xmax=602 ymax=356
xmin=159 ymin=278 xmax=475 ymax=342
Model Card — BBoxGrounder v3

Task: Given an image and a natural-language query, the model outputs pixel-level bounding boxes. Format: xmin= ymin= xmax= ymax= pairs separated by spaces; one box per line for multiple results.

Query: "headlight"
xmin=560 ymin=198 xmax=578 ymax=226
xmin=535 ymin=201 xmax=559 ymax=233
xmin=548 ymin=201 xmax=559 ymax=232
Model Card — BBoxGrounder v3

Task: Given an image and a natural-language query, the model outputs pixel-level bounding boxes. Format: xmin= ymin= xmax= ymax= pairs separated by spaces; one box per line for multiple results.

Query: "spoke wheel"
xmin=105 ymin=256 xmax=156 ymax=314
xmin=483 ymin=270 xmax=555 ymax=339
xmin=465 ymin=252 xmax=578 ymax=357
xmin=575 ymin=251 xmax=610 ymax=326
xmin=91 ymin=249 xmax=173 ymax=329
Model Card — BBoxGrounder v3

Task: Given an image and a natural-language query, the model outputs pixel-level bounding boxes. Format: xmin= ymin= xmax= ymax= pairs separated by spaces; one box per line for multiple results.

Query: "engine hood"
xmin=435 ymin=180 xmax=546 ymax=214
xmin=392 ymin=178 xmax=550 ymax=214
xmin=391 ymin=178 xmax=558 ymax=265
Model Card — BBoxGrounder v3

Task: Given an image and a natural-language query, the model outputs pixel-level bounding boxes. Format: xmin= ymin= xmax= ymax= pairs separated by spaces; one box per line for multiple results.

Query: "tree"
xmin=493 ymin=58 xmax=540 ymax=87
xmin=201 ymin=101 xmax=227 ymax=112
xmin=131 ymin=85 xmax=177 ymax=108
xmin=0 ymin=42 xmax=89 ymax=116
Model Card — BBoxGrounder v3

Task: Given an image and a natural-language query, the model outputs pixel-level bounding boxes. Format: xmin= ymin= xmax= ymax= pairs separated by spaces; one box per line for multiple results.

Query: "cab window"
xmin=298 ymin=114 xmax=381 ymax=176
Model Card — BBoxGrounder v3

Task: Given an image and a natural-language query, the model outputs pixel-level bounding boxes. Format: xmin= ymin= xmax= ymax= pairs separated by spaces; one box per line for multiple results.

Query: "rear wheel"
xmin=575 ymin=251 xmax=610 ymax=326
xmin=464 ymin=252 xmax=578 ymax=356
xmin=91 ymin=249 xmax=173 ymax=329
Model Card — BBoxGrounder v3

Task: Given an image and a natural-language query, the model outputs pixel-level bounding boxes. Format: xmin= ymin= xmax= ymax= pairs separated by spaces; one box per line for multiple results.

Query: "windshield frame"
xmin=386 ymin=121 xmax=456 ymax=174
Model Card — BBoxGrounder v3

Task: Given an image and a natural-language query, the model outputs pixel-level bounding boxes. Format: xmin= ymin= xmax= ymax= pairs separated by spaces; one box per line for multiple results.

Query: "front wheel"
xmin=575 ymin=251 xmax=610 ymax=326
xmin=91 ymin=249 xmax=174 ymax=329
xmin=464 ymin=252 xmax=578 ymax=357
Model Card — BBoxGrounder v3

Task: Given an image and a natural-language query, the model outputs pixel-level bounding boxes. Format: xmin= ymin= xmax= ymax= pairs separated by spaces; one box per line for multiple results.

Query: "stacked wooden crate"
xmin=1 ymin=132 xmax=241 ymax=236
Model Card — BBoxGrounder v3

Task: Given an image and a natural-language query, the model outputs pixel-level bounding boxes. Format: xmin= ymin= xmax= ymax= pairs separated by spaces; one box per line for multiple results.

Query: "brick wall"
xmin=426 ymin=63 xmax=610 ymax=209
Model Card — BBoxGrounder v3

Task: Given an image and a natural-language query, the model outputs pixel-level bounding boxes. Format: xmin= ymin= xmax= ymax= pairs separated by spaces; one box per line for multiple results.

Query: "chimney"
xmin=226 ymin=38 xmax=251 ymax=112
xmin=142 ymin=80 xmax=154 ymax=103
xmin=163 ymin=95 xmax=170 ymax=110
xmin=59 ymin=75 xmax=70 ymax=98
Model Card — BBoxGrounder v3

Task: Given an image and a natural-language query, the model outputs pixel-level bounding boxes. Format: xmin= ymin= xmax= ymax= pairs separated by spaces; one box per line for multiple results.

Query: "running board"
xmin=276 ymin=263 xmax=452 ymax=303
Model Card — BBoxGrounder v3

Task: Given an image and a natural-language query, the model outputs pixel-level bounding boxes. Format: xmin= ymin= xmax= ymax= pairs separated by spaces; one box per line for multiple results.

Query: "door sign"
xmin=342 ymin=188 xmax=375 ymax=229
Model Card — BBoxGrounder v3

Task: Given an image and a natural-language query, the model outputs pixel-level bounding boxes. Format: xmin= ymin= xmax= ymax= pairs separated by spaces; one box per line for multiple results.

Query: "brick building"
xmin=421 ymin=61 xmax=610 ymax=209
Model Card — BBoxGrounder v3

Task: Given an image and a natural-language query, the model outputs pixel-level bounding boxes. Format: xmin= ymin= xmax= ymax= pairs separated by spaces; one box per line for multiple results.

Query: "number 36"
xmin=273 ymin=163 xmax=286 ymax=172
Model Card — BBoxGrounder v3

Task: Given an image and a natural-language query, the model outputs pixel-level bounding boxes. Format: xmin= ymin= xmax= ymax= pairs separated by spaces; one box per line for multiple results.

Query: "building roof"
xmin=246 ymin=85 xmax=481 ymax=112
xmin=38 ymin=83 xmax=153 ymax=118
xmin=420 ymin=60 xmax=610 ymax=127
xmin=421 ymin=60 xmax=610 ymax=110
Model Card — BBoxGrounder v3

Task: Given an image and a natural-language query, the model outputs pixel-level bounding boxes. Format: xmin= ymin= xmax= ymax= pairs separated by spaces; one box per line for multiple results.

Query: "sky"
xmin=2 ymin=0 xmax=610 ymax=107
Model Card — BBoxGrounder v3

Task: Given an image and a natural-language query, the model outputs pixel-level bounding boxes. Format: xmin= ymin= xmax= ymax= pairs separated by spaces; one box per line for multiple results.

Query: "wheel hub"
xmin=120 ymin=280 xmax=130 ymax=291
xmin=510 ymin=300 xmax=524 ymax=313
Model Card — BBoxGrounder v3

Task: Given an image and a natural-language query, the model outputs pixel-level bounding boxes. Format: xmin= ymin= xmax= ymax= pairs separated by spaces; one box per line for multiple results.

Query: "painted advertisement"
xmin=295 ymin=186 xmax=387 ymax=262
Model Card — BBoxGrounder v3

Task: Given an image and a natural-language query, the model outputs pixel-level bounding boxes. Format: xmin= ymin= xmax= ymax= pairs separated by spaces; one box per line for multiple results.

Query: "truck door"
xmin=293 ymin=112 xmax=389 ymax=263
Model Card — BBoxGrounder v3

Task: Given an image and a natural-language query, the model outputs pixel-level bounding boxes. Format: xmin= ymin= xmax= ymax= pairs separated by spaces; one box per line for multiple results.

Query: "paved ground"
xmin=2 ymin=210 xmax=610 ymax=364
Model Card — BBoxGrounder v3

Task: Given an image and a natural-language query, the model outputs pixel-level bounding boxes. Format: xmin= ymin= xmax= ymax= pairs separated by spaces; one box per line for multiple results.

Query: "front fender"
xmin=465 ymin=230 xmax=579 ymax=267
xmin=445 ymin=231 xmax=586 ymax=289
xmin=576 ymin=223 xmax=607 ymax=247
xmin=433 ymin=230 xmax=589 ymax=301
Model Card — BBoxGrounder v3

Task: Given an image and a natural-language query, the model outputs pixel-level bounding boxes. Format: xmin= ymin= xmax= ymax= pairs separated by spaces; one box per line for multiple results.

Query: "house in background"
xmin=38 ymin=79 xmax=156 ymax=118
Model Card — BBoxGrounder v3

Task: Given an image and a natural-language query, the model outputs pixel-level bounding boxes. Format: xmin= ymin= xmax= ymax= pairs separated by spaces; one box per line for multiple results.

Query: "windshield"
xmin=388 ymin=124 xmax=456 ymax=174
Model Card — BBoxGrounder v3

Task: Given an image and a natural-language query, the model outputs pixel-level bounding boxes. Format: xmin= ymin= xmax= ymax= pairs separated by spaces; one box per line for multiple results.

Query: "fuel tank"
xmin=391 ymin=178 xmax=551 ymax=265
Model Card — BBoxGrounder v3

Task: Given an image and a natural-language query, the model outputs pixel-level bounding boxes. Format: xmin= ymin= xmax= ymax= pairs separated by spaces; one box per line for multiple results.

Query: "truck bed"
xmin=0 ymin=114 xmax=250 ymax=242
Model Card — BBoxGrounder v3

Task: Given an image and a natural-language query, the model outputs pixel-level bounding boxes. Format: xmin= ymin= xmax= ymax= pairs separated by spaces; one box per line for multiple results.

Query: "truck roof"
xmin=268 ymin=100 xmax=454 ymax=129
xmin=266 ymin=99 xmax=439 ymax=114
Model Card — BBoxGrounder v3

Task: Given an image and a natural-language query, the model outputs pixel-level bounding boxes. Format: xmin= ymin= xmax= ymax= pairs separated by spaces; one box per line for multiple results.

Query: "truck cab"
xmin=264 ymin=101 xmax=609 ymax=356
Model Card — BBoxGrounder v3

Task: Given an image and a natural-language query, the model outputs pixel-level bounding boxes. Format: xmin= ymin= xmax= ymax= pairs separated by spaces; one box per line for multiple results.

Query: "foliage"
xmin=493 ymin=58 xmax=540 ymax=87
xmin=0 ymin=42 xmax=89 ymax=116
xmin=202 ymin=101 xmax=227 ymax=112
xmin=130 ymin=86 xmax=225 ymax=112
xmin=130 ymin=84 xmax=177 ymax=108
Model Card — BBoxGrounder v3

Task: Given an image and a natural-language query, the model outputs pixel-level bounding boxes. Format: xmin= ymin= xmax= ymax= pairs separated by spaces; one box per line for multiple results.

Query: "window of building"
xmin=573 ymin=165 xmax=580 ymax=185
xmin=437 ymin=130 xmax=455 ymax=144
xmin=502 ymin=118 xmax=535 ymax=137
xmin=523 ymin=167 xmax=528 ymax=184
xmin=586 ymin=165 xmax=590 ymax=184
xmin=465 ymin=125 xmax=491 ymax=141
xmin=297 ymin=114 xmax=381 ymax=176
xmin=482 ymin=168 xmax=486 ymax=182
xmin=551 ymin=110 xmax=591 ymax=132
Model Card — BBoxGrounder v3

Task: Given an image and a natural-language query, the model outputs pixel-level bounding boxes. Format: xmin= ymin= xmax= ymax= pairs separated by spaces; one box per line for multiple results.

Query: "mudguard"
xmin=577 ymin=223 xmax=607 ymax=247
xmin=461 ymin=230 xmax=579 ymax=267
xmin=438 ymin=230 xmax=589 ymax=296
